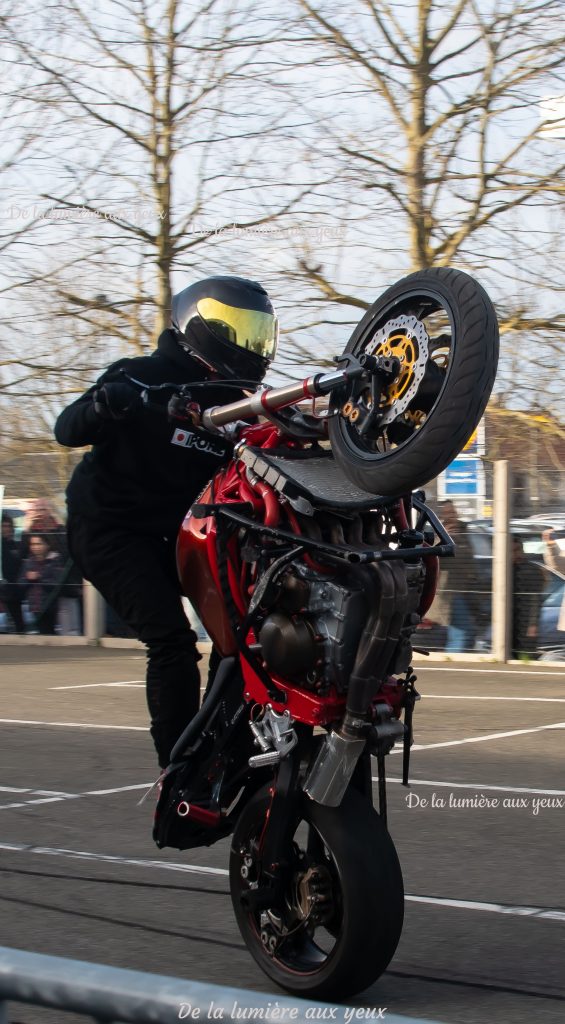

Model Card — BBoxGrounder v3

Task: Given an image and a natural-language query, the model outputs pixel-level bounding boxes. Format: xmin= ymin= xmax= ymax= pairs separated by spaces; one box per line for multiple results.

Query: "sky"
xmin=1 ymin=0 xmax=564 ymax=413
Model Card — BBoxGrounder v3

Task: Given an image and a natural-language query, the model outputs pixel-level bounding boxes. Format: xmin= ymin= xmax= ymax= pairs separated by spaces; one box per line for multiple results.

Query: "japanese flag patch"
xmin=171 ymin=427 xmax=191 ymax=447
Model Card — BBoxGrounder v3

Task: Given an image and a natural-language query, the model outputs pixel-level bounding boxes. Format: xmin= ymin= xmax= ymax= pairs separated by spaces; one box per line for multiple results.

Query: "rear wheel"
xmin=329 ymin=267 xmax=499 ymax=496
xmin=230 ymin=785 xmax=404 ymax=1000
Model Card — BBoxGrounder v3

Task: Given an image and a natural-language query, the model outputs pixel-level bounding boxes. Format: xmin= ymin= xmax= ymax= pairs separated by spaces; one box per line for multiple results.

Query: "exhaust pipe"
xmin=304 ymin=560 xmax=409 ymax=808
xmin=303 ymin=716 xmax=367 ymax=807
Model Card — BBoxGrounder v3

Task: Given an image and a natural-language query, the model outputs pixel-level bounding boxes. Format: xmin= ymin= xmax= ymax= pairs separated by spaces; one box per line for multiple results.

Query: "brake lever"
xmin=167 ymin=391 xmax=202 ymax=426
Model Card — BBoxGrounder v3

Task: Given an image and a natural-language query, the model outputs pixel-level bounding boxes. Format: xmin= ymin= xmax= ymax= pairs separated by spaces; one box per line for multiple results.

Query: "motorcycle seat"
xmin=240 ymin=447 xmax=393 ymax=513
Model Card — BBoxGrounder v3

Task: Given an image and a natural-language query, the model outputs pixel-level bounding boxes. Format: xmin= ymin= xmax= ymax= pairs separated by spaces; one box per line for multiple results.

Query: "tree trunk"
xmin=407 ymin=0 xmax=432 ymax=271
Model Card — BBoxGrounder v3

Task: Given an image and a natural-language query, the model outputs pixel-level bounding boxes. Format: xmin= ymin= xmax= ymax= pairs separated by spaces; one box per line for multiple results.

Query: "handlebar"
xmin=201 ymin=355 xmax=397 ymax=430
xmin=122 ymin=353 xmax=400 ymax=434
xmin=200 ymin=372 xmax=340 ymax=430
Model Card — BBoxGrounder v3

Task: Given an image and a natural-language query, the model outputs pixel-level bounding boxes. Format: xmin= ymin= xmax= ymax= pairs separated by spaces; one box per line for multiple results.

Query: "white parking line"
xmin=0 ymin=788 xmax=76 ymax=811
xmin=0 ymin=797 xmax=80 ymax=811
xmin=0 ymin=842 xmax=229 ymax=877
xmin=22 ymin=796 xmax=78 ymax=806
xmin=423 ymin=694 xmax=565 ymax=703
xmin=381 ymin=777 xmax=565 ymax=797
xmin=51 ymin=681 xmax=144 ymax=690
xmin=405 ymin=894 xmax=565 ymax=922
xmin=415 ymin=667 xmax=564 ymax=676
xmin=390 ymin=720 xmax=565 ymax=752
xmin=0 ymin=719 xmax=146 ymax=731
xmin=0 ymin=782 xmax=153 ymax=811
xmin=0 ymin=787 xmax=72 ymax=796
xmin=1 ymin=841 xmax=563 ymax=923
xmin=6 ymin=774 xmax=561 ymax=810
xmin=85 ymin=783 xmax=153 ymax=796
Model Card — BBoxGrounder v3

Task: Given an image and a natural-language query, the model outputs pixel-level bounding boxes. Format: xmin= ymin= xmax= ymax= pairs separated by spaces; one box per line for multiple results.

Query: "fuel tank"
xmin=176 ymin=484 xmax=237 ymax=656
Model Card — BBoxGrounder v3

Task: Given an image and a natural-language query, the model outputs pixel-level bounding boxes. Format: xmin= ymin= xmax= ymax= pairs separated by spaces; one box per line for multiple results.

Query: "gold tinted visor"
xmin=197 ymin=297 xmax=278 ymax=360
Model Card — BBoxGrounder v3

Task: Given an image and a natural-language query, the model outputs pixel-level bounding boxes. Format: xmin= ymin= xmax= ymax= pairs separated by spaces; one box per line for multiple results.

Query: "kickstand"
xmin=402 ymin=671 xmax=420 ymax=787
xmin=377 ymin=750 xmax=387 ymax=830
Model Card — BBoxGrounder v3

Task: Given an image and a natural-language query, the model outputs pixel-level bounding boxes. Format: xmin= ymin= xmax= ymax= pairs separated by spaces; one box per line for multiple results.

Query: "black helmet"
xmin=171 ymin=275 xmax=278 ymax=383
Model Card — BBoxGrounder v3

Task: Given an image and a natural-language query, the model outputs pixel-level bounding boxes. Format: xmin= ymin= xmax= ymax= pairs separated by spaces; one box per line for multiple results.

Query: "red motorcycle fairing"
xmin=239 ymin=647 xmax=346 ymax=726
xmin=179 ymin=481 xmax=236 ymax=655
xmin=177 ymin=480 xmax=237 ymax=656
xmin=177 ymin=422 xmax=282 ymax=655
xmin=176 ymin=421 xmax=284 ymax=647
xmin=177 ymin=417 xmax=432 ymax=726
xmin=239 ymin=655 xmax=406 ymax=726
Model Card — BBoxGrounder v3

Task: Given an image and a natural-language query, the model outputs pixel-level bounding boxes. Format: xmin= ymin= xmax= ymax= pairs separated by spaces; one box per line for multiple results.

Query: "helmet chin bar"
xmin=179 ymin=340 xmax=218 ymax=376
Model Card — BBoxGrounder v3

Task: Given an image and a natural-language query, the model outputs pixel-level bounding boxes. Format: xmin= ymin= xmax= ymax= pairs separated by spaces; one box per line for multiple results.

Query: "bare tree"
xmin=3 ymin=0 xmax=564 ymax=428
xmin=1 ymin=0 xmax=323 ymax=417
xmin=280 ymin=0 xmax=565 ymax=410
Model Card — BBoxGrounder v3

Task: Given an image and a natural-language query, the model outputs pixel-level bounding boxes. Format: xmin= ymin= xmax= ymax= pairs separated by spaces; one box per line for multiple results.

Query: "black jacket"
xmin=55 ymin=330 xmax=244 ymax=536
xmin=1 ymin=537 xmax=22 ymax=583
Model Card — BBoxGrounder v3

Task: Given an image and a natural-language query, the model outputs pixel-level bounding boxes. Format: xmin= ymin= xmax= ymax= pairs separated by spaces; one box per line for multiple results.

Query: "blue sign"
xmin=444 ymin=458 xmax=480 ymax=495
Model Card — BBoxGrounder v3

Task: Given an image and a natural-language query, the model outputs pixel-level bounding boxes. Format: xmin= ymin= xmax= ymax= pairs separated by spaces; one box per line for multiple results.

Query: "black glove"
xmin=93 ymin=383 xmax=142 ymax=421
xmin=167 ymin=393 xmax=201 ymax=424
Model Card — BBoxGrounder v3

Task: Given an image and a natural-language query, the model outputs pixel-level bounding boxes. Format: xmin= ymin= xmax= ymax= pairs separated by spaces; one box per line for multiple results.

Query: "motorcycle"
xmin=143 ymin=268 xmax=498 ymax=999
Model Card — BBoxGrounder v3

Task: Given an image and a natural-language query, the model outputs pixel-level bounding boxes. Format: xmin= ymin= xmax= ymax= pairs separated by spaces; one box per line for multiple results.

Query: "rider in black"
xmin=55 ymin=276 xmax=278 ymax=766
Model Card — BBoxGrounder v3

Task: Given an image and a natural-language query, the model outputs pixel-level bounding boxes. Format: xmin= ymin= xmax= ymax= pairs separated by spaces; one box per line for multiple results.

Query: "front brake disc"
xmin=364 ymin=315 xmax=429 ymax=425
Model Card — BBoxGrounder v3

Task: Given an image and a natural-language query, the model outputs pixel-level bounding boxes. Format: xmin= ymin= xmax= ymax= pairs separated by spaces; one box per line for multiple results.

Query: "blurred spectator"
xmin=0 ymin=513 xmax=24 ymax=633
xmin=542 ymin=529 xmax=565 ymax=637
xmin=20 ymin=499 xmax=66 ymax=559
xmin=18 ymin=534 xmax=63 ymax=635
xmin=438 ymin=500 xmax=485 ymax=652
xmin=512 ymin=537 xmax=545 ymax=659
xmin=21 ymin=499 xmax=83 ymax=634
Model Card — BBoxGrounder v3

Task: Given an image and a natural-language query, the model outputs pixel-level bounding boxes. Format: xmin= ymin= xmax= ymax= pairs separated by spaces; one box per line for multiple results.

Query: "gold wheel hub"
xmin=374 ymin=332 xmax=418 ymax=407
xmin=362 ymin=314 xmax=429 ymax=426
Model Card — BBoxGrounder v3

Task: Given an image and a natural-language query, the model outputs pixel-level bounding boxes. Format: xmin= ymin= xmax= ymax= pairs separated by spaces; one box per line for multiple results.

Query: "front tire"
xmin=329 ymin=267 xmax=499 ymax=496
xmin=230 ymin=785 xmax=404 ymax=1000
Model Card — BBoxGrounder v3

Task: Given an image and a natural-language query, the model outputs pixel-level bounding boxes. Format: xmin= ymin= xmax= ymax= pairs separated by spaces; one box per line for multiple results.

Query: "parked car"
xmin=537 ymin=569 xmax=565 ymax=654
xmin=417 ymin=518 xmax=565 ymax=656
xmin=467 ymin=518 xmax=565 ymax=573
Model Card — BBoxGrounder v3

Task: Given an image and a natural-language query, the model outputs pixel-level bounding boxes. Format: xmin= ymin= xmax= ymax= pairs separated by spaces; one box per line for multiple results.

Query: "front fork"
xmin=240 ymin=739 xmax=302 ymax=914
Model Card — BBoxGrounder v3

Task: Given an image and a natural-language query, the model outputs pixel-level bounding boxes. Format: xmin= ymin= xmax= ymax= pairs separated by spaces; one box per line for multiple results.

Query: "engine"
xmin=258 ymin=559 xmax=424 ymax=693
xmin=258 ymin=566 xmax=368 ymax=691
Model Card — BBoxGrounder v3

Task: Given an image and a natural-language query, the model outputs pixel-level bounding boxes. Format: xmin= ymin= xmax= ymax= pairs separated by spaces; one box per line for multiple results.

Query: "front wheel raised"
xmin=329 ymin=267 xmax=499 ymax=496
xmin=230 ymin=785 xmax=404 ymax=1000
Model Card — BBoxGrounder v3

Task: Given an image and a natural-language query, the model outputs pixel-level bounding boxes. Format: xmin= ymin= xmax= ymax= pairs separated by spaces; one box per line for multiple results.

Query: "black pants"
xmin=0 ymin=583 xmax=24 ymax=633
xmin=67 ymin=514 xmax=202 ymax=767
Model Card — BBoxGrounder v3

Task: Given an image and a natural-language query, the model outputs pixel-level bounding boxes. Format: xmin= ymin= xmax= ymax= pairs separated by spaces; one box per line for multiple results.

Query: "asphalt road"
xmin=0 ymin=646 xmax=564 ymax=1024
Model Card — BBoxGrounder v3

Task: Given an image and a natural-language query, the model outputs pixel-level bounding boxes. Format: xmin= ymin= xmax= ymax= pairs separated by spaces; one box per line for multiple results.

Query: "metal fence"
xmin=0 ymin=946 xmax=437 ymax=1024
xmin=419 ymin=465 xmax=565 ymax=661
xmin=1 ymin=464 xmax=564 ymax=661
xmin=0 ymin=491 xmax=206 ymax=644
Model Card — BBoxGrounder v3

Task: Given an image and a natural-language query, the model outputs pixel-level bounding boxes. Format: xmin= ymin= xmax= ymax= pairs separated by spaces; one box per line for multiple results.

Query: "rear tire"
xmin=230 ymin=785 xmax=404 ymax=1000
xmin=329 ymin=267 xmax=499 ymax=496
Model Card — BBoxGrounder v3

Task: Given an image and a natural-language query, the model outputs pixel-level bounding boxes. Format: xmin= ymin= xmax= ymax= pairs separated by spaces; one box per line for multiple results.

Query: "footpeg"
xmin=248 ymin=706 xmax=297 ymax=769
xmin=249 ymin=750 xmax=282 ymax=769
